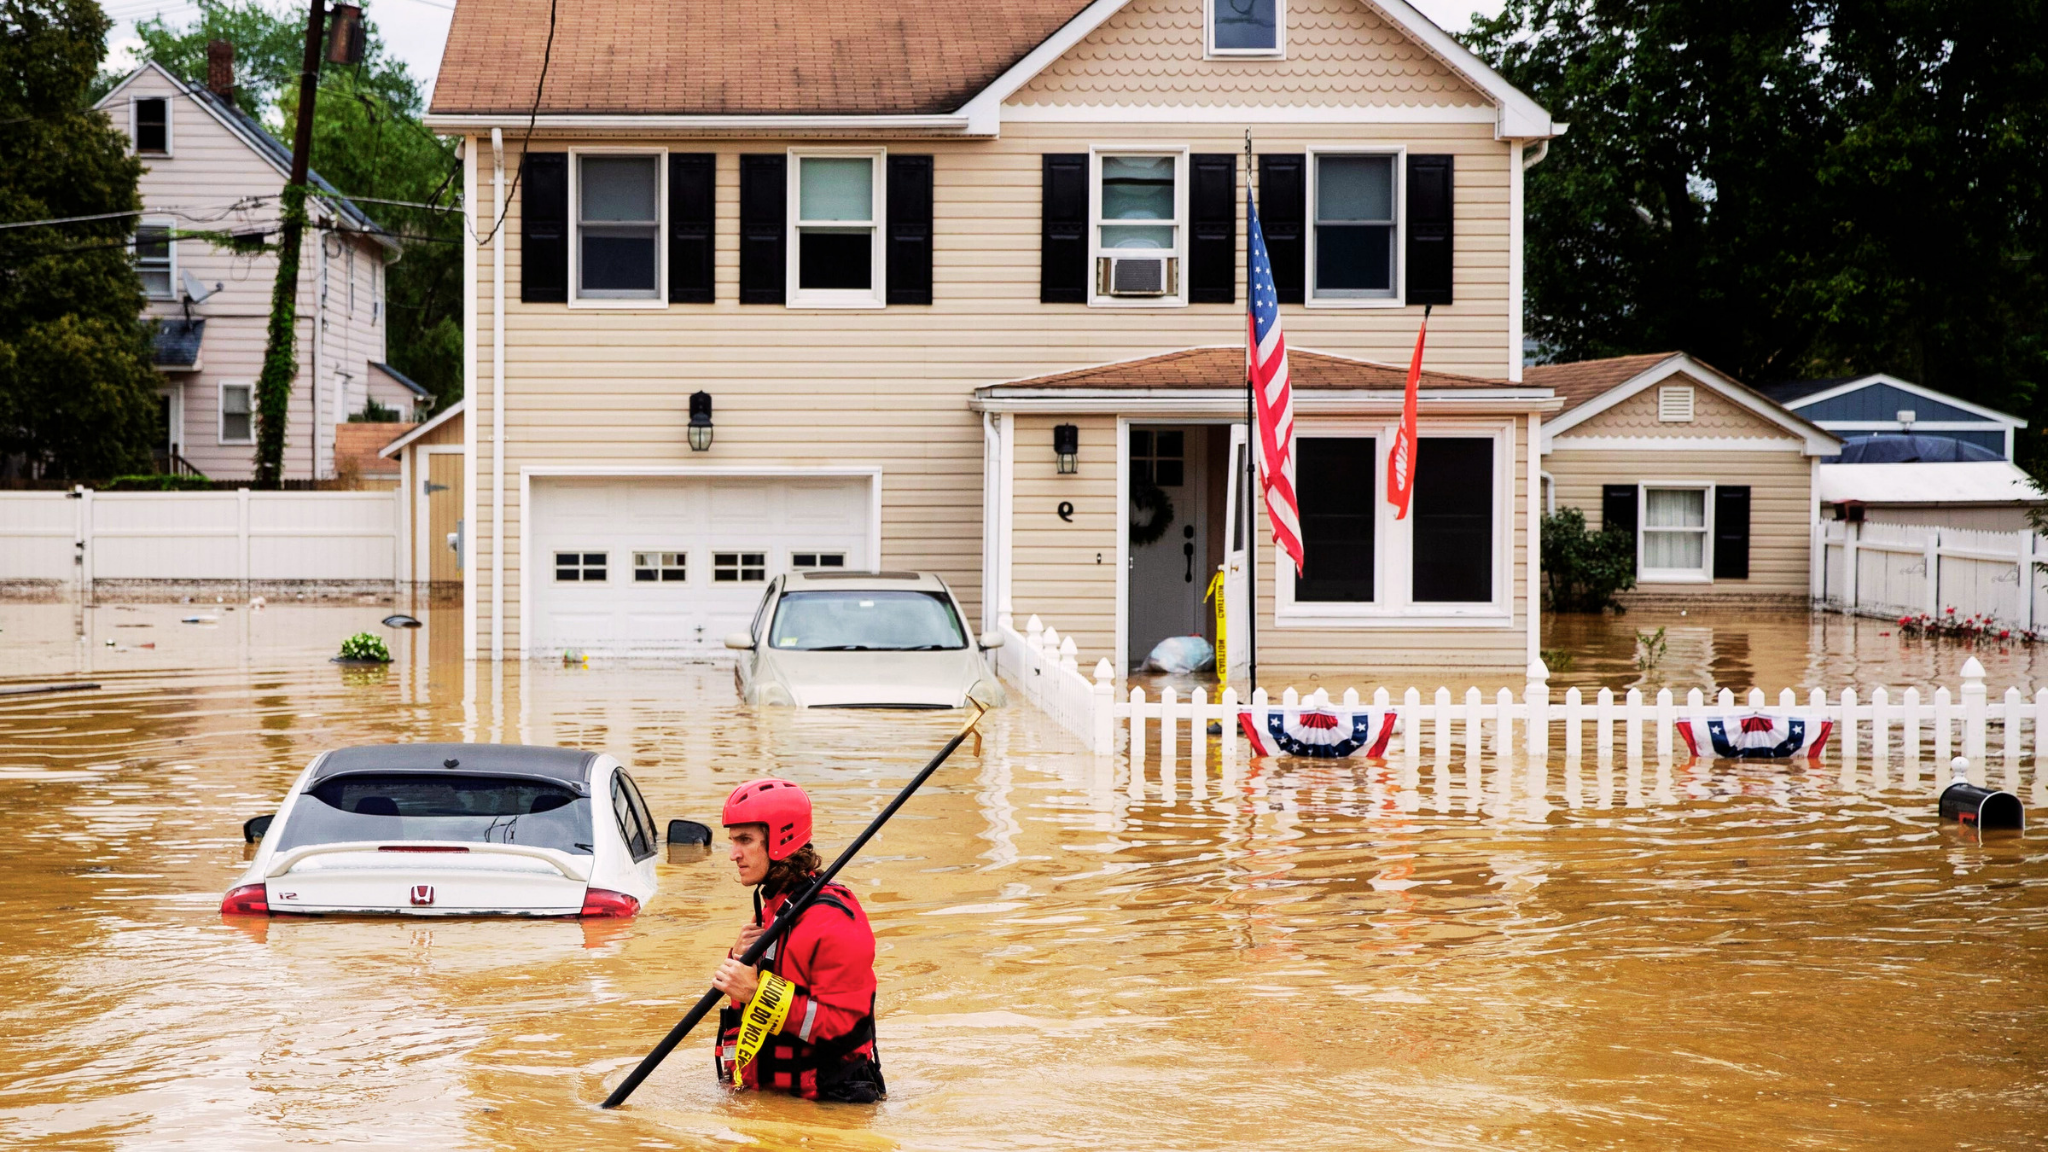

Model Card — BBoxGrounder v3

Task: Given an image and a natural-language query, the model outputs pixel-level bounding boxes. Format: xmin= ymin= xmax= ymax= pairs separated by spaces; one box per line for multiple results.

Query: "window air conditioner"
xmin=1097 ymin=254 xmax=1177 ymax=297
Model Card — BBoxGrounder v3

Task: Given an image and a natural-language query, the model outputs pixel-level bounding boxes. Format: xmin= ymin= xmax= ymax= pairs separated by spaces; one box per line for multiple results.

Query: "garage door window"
xmin=633 ymin=551 xmax=687 ymax=582
xmin=714 ymin=551 xmax=766 ymax=582
xmin=791 ymin=552 xmax=846 ymax=570
xmin=555 ymin=551 xmax=608 ymax=582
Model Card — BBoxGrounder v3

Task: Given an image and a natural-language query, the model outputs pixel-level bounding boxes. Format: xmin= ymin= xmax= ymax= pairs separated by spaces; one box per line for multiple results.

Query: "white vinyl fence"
xmin=0 ymin=487 xmax=401 ymax=587
xmin=995 ymin=611 xmax=2040 ymax=793
xmin=1818 ymin=520 xmax=2048 ymax=629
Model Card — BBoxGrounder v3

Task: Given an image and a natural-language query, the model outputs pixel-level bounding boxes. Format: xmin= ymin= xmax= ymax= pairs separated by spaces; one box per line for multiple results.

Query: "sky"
xmin=105 ymin=0 xmax=1506 ymax=105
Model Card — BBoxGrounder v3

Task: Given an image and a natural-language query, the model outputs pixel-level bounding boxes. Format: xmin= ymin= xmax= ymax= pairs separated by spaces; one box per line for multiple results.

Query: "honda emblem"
xmin=410 ymin=884 xmax=434 ymax=906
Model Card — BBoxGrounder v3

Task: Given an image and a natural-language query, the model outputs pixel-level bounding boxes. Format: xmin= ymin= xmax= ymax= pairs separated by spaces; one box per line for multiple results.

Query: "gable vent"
xmin=1658 ymin=385 xmax=1695 ymax=423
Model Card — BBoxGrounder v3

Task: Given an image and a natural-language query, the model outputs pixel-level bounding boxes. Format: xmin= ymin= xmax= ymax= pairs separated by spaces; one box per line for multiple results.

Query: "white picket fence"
xmin=0 ymin=487 xmax=401 ymax=586
xmin=1818 ymin=520 xmax=2048 ymax=628
xmin=995 ymin=611 xmax=2041 ymax=792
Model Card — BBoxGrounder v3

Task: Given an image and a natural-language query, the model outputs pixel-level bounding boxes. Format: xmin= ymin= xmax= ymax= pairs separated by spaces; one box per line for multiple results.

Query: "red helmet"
xmin=722 ymin=778 xmax=812 ymax=861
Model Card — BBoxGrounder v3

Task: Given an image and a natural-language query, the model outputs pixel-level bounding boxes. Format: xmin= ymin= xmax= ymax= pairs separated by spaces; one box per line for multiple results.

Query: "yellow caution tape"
xmin=732 ymin=970 xmax=795 ymax=1084
xmin=1203 ymin=569 xmax=1227 ymax=684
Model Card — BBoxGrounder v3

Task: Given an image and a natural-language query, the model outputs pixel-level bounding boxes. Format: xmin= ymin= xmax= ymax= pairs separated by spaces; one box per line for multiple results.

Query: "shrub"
xmin=104 ymin=473 xmax=214 ymax=491
xmin=1542 ymin=507 xmax=1636 ymax=613
xmin=337 ymin=632 xmax=391 ymax=662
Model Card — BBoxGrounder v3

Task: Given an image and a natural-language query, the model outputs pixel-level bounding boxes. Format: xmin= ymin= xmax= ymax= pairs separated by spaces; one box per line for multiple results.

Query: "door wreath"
xmin=1129 ymin=480 xmax=1176 ymax=547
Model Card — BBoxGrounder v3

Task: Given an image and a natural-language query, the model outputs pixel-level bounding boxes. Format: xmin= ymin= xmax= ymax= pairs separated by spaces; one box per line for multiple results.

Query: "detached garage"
xmin=523 ymin=471 xmax=877 ymax=658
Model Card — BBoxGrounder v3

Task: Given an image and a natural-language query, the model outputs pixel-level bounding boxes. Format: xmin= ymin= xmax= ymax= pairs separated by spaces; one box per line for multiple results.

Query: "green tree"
xmin=1465 ymin=0 xmax=2048 ymax=463
xmin=133 ymin=0 xmax=462 ymax=407
xmin=0 ymin=0 xmax=159 ymax=480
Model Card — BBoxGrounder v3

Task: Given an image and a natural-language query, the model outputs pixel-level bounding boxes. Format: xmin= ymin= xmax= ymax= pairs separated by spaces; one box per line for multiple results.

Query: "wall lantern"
xmin=687 ymin=391 xmax=714 ymax=452
xmin=1053 ymin=423 xmax=1079 ymax=474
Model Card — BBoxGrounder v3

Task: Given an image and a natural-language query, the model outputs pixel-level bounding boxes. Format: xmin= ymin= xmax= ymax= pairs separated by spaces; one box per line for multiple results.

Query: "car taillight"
xmin=220 ymin=883 xmax=269 ymax=916
xmin=579 ymin=888 xmax=639 ymax=918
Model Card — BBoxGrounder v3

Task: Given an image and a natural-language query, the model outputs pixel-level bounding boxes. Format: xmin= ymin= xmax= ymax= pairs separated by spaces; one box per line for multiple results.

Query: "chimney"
xmin=206 ymin=39 xmax=234 ymax=99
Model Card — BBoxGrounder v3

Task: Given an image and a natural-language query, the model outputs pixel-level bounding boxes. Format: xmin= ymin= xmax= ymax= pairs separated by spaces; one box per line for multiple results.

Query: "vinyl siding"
xmin=113 ymin=67 xmax=389 ymax=482
xmin=1012 ymin=0 xmax=1487 ymax=106
xmin=1547 ymin=449 xmax=1813 ymax=597
xmin=1009 ymin=414 xmax=1121 ymax=657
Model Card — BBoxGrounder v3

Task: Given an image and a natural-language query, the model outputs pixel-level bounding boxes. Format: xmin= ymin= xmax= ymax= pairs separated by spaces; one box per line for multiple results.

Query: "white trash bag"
xmin=1144 ymin=635 xmax=1215 ymax=675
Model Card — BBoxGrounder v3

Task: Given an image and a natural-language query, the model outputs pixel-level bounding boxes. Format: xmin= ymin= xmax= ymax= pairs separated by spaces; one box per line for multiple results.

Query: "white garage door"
xmin=528 ymin=476 xmax=871 ymax=659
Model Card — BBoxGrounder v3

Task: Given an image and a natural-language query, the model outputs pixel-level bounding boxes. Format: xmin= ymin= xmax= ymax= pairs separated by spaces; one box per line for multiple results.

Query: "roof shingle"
xmin=983 ymin=346 xmax=1512 ymax=391
xmin=1521 ymin=353 xmax=1680 ymax=414
xmin=430 ymin=0 xmax=1095 ymax=117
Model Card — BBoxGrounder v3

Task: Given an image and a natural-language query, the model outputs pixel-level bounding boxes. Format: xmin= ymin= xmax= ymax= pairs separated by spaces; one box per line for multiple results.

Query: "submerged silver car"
xmin=726 ymin=571 xmax=1006 ymax=708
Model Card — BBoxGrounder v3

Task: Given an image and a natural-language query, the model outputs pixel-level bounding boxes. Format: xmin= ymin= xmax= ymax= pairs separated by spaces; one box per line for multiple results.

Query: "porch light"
xmin=688 ymin=391 xmax=714 ymax=452
xmin=1053 ymin=423 xmax=1079 ymax=474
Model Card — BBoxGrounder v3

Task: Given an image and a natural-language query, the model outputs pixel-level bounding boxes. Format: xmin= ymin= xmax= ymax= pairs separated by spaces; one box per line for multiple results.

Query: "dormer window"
xmin=1208 ymin=0 xmax=1282 ymax=56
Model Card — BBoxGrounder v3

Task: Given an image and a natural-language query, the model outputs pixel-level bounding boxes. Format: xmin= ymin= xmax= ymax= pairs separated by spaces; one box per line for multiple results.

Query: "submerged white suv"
xmin=726 ymin=570 xmax=1006 ymax=708
xmin=222 ymin=743 xmax=673 ymax=918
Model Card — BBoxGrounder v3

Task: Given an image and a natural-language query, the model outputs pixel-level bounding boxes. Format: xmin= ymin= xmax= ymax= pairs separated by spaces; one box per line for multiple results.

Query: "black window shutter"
xmin=1258 ymin=154 xmax=1305 ymax=305
xmin=1188 ymin=153 xmax=1237 ymax=304
xmin=1406 ymin=154 xmax=1454 ymax=305
xmin=1040 ymin=154 xmax=1087 ymax=304
xmin=886 ymin=154 xmax=933 ymax=305
xmin=668 ymin=153 xmax=714 ymax=304
xmin=1713 ymin=486 xmax=1751 ymax=579
xmin=1601 ymin=484 xmax=1639 ymax=574
xmin=738 ymin=154 xmax=786 ymax=305
xmin=520 ymin=152 xmax=567 ymax=303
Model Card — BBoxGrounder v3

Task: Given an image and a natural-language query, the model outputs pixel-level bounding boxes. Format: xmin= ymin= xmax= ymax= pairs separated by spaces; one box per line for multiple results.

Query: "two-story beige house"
xmin=425 ymin=0 xmax=1565 ymax=676
xmin=98 ymin=51 xmax=425 ymax=483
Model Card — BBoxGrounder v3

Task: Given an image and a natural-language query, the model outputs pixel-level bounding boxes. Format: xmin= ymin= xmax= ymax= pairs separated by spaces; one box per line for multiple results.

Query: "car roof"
xmin=782 ymin=569 xmax=946 ymax=591
xmin=310 ymin=743 xmax=602 ymax=787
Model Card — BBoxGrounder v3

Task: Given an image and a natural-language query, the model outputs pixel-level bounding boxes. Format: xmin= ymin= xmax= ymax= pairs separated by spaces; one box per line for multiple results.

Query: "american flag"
xmin=1247 ymin=199 xmax=1305 ymax=573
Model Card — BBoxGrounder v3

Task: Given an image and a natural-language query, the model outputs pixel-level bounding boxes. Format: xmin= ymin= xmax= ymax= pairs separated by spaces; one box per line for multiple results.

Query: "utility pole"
xmin=250 ymin=0 xmax=329 ymax=488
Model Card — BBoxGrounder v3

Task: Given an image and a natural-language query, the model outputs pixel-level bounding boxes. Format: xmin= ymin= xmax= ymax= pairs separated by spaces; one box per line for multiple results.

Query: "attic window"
xmin=133 ymin=97 xmax=169 ymax=155
xmin=1658 ymin=385 xmax=1695 ymax=423
xmin=1209 ymin=0 xmax=1282 ymax=56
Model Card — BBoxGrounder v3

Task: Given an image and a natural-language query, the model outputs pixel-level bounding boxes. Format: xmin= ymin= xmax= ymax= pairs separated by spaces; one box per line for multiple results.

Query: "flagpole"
xmin=1243 ymin=130 xmax=1258 ymax=696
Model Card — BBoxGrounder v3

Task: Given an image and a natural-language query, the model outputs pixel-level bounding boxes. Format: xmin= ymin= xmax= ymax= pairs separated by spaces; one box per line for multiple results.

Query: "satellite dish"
xmin=180 ymin=270 xmax=222 ymax=303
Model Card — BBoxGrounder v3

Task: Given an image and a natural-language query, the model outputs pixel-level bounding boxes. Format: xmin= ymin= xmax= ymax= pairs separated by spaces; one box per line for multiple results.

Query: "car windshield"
xmin=273 ymin=773 xmax=595 ymax=855
xmin=768 ymin=590 xmax=967 ymax=651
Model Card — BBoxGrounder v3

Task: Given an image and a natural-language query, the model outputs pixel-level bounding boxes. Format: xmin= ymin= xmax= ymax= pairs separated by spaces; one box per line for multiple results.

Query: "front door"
xmin=1127 ymin=425 xmax=1207 ymax=665
xmin=427 ymin=452 xmax=464 ymax=584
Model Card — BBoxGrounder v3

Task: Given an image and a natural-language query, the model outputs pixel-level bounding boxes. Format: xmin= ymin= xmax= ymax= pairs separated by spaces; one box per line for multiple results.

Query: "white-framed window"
xmin=632 ymin=551 xmax=687 ymax=582
xmin=131 ymin=95 xmax=170 ymax=155
xmin=134 ymin=217 xmax=175 ymax=299
xmin=788 ymin=148 xmax=886 ymax=307
xmin=1090 ymin=148 xmax=1187 ymax=306
xmin=714 ymin=551 xmax=767 ymax=583
xmin=1308 ymin=148 xmax=1402 ymax=305
xmin=791 ymin=552 xmax=846 ymax=570
xmin=1639 ymin=485 xmax=1711 ymax=581
xmin=1207 ymin=0 xmax=1283 ymax=56
xmin=554 ymin=550 xmax=609 ymax=582
xmin=1275 ymin=421 xmax=1513 ymax=625
xmin=1658 ymin=385 xmax=1695 ymax=423
xmin=218 ymin=382 xmax=254 ymax=445
xmin=571 ymin=149 xmax=665 ymax=304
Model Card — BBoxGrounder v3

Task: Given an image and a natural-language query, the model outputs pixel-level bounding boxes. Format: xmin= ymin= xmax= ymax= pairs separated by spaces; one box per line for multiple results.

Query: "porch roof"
xmin=972 ymin=346 xmax=1558 ymax=413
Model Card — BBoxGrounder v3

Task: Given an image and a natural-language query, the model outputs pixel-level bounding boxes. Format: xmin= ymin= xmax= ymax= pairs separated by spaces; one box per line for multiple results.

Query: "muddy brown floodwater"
xmin=1 ymin=600 xmax=2044 ymax=1149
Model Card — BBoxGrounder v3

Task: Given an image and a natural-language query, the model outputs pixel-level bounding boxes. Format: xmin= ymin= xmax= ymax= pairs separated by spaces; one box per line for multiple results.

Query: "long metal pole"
xmin=601 ymin=706 xmax=987 ymax=1109
xmin=1243 ymin=132 xmax=1258 ymax=694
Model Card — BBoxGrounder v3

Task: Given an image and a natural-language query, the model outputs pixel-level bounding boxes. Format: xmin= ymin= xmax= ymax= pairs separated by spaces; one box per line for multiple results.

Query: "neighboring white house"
xmin=97 ymin=49 xmax=422 ymax=482
xmin=1758 ymin=373 xmax=2027 ymax=461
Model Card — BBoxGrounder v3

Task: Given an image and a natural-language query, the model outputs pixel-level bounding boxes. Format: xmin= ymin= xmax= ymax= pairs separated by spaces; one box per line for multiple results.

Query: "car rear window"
xmin=273 ymin=773 xmax=595 ymax=855
xmin=768 ymin=590 xmax=967 ymax=651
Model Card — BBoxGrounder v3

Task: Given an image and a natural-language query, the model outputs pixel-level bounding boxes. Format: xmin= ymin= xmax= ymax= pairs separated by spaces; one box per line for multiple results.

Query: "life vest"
xmin=716 ymin=879 xmax=886 ymax=1103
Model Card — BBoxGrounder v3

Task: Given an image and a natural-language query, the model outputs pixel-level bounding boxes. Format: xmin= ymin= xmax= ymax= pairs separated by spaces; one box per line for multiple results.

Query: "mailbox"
xmin=1937 ymin=759 xmax=2025 ymax=831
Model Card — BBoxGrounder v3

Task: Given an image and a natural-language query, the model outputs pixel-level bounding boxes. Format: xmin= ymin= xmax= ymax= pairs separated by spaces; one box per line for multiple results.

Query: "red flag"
xmin=1386 ymin=309 xmax=1429 ymax=520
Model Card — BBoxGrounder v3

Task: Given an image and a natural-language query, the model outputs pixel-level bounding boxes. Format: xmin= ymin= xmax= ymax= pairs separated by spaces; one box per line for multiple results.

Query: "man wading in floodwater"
xmin=710 ymin=778 xmax=886 ymax=1103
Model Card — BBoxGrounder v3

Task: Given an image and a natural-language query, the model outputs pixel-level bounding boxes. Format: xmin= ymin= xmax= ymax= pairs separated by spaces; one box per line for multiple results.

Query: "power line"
xmin=472 ymin=0 xmax=557 ymax=246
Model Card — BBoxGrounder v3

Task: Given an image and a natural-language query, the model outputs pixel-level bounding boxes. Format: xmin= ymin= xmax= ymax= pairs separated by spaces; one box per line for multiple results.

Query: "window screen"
xmin=1411 ymin=438 xmax=1492 ymax=603
xmin=1212 ymin=0 xmax=1279 ymax=51
xmin=134 ymin=97 xmax=168 ymax=153
xmin=797 ymin=156 xmax=875 ymax=291
xmin=579 ymin=155 xmax=659 ymax=297
xmin=555 ymin=551 xmax=608 ymax=582
xmin=1315 ymin=155 xmax=1396 ymax=298
xmin=1295 ymin=437 xmax=1375 ymax=602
